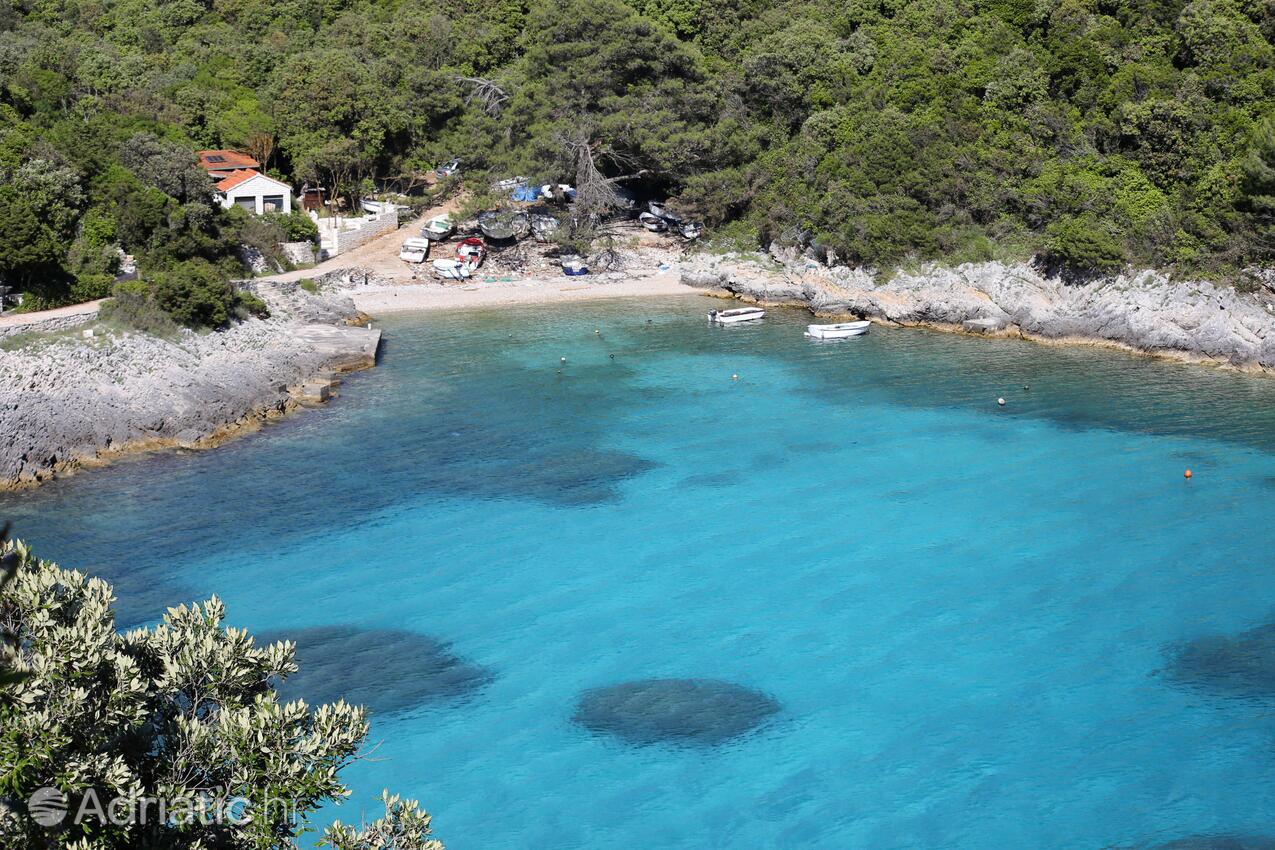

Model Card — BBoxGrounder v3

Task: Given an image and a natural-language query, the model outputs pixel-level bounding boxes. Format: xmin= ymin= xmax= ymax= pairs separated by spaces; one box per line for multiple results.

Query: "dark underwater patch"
xmin=574 ymin=678 xmax=780 ymax=746
xmin=264 ymin=625 xmax=492 ymax=716
xmin=0 ymin=353 xmax=660 ymax=624
xmin=1163 ymin=622 xmax=1275 ymax=698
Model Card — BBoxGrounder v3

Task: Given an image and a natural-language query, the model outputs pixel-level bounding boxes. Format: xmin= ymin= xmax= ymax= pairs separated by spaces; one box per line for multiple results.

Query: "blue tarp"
xmin=511 ymin=185 xmax=540 ymax=202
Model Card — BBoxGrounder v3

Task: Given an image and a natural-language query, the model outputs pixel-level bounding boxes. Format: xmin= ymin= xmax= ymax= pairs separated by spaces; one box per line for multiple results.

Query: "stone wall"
xmin=331 ymin=213 xmax=397 ymax=255
xmin=281 ymin=241 xmax=317 ymax=266
xmin=0 ymin=302 xmax=102 ymax=340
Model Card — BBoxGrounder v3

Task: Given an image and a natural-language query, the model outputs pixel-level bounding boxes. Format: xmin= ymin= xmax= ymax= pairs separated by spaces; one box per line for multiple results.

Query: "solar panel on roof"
xmin=207 ymin=155 xmax=226 ymax=163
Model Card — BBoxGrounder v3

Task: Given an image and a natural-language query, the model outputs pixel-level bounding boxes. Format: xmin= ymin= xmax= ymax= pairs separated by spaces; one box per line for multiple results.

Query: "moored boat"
xmin=805 ymin=320 xmax=871 ymax=339
xmin=421 ymin=214 xmax=454 ymax=241
xmin=708 ymin=307 xmax=765 ymax=324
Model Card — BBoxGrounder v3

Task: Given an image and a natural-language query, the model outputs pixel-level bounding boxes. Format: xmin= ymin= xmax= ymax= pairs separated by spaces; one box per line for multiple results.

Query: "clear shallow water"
xmin=7 ymin=296 xmax=1275 ymax=848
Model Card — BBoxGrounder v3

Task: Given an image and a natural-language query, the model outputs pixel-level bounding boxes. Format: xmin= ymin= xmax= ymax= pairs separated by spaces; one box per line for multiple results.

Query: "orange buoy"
xmin=1184 ymin=469 xmax=1193 ymax=479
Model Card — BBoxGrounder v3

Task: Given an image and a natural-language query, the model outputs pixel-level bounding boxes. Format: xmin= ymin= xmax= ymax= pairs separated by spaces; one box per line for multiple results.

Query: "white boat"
xmin=540 ymin=183 xmax=577 ymax=202
xmin=638 ymin=211 xmax=667 ymax=232
xmin=398 ymin=237 xmax=431 ymax=263
xmin=648 ymin=200 xmax=667 ymax=218
xmin=432 ymin=259 xmax=472 ymax=280
xmin=561 ymin=254 xmax=589 ymax=276
xmin=422 ymin=214 xmax=454 ymax=241
xmin=455 ymin=237 xmax=486 ymax=269
xmin=362 ymin=199 xmax=401 ymax=215
xmin=805 ymin=320 xmax=871 ymax=339
xmin=708 ymin=307 xmax=765 ymax=325
xmin=678 ymin=221 xmax=703 ymax=239
xmin=493 ymin=175 xmax=528 ymax=192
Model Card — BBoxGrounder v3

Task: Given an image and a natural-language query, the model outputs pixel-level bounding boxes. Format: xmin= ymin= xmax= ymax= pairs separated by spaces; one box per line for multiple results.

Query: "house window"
xmin=262 ymin=195 xmax=284 ymax=212
xmin=235 ymin=196 xmax=256 ymax=211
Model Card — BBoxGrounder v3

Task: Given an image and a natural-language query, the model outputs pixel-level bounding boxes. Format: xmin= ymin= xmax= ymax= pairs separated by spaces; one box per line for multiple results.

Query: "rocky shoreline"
xmin=682 ymin=252 xmax=1275 ymax=372
xmin=0 ymin=270 xmax=381 ymax=491
xmin=7 ymin=250 xmax=1275 ymax=492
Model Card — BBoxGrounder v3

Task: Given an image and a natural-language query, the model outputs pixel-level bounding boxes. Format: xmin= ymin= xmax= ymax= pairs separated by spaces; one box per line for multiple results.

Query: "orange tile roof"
xmin=198 ymin=150 xmax=259 ymax=171
xmin=215 ymin=169 xmax=263 ymax=193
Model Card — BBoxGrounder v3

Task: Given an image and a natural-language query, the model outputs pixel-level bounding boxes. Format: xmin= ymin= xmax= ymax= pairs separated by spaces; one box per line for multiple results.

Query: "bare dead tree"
xmin=243 ymin=133 xmax=275 ymax=170
xmin=561 ymin=132 xmax=623 ymax=219
xmin=454 ymin=76 xmax=510 ymax=117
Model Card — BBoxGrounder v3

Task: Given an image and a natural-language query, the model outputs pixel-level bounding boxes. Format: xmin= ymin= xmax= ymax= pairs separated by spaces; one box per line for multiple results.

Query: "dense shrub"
xmin=1044 ymin=215 xmax=1129 ymax=274
xmin=103 ymin=263 xmax=269 ymax=333
xmin=0 ymin=537 xmax=444 ymax=850
xmin=98 ymin=280 xmax=182 ymax=337
xmin=272 ymin=209 xmax=320 ymax=243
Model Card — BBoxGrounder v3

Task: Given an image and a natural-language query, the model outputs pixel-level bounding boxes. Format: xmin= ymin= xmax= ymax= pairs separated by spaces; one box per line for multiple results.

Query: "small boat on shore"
xmin=398 ymin=237 xmax=430 ymax=263
xmin=709 ymin=307 xmax=765 ymax=325
xmin=362 ymin=198 xmax=406 ymax=216
xmin=493 ymin=176 xmax=528 ymax=192
xmin=561 ymin=254 xmax=589 ymax=276
xmin=540 ymin=184 xmax=576 ymax=203
xmin=531 ymin=213 xmax=560 ymax=242
xmin=422 ymin=214 xmax=454 ymax=241
xmin=479 ymin=211 xmax=530 ymax=241
xmin=431 ymin=259 xmax=471 ymax=280
xmin=456 ymin=237 xmax=485 ymax=267
xmin=805 ymin=320 xmax=871 ymax=339
xmin=638 ymin=211 xmax=667 ymax=233
xmin=677 ymin=220 xmax=703 ymax=240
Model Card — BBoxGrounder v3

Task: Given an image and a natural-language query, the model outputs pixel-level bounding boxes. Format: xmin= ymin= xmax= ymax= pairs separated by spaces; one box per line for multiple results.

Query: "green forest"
xmin=2 ymin=0 xmax=1275 ymax=318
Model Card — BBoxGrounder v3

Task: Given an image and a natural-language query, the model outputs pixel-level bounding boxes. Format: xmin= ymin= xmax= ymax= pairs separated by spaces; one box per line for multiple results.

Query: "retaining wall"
xmin=0 ymin=301 xmax=103 ymax=340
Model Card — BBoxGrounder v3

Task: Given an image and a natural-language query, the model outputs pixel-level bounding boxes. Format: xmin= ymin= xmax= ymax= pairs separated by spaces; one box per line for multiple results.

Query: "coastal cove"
xmin=7 ymin=298 xmax=1275 ymax=848
xmin=10 ymin=254 xmax=1275 ymax=493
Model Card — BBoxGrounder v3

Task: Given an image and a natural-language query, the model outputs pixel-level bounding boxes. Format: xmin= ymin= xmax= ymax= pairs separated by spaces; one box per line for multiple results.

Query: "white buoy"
xmin=997 ymin=397 xmax=1006 ymax=406
xmin=561 ymin=356 xmax=567 ymax=364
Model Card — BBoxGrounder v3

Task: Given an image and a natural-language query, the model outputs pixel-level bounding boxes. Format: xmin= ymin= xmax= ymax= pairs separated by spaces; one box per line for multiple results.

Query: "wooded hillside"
xmin=2 ymin=0 xmax=1274 ymax=309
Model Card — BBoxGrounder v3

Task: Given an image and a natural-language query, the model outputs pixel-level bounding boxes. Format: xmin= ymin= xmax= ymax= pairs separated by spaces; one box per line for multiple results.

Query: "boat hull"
xmin=422 ymin=216 xmax=454 ymax=241
xmin=709 ymin=308 xmax=766 ymax=324
xmin=638 ymin=212 xmax=667 ymax=233
xmin=805 ymin=321 xmax=871 ymax=339
xmin=431 ymin=260 xmax=471 ymax=280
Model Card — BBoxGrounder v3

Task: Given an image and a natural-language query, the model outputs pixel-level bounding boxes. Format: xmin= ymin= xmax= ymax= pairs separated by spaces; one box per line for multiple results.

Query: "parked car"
xmin=435 ymin=158 xmax=461 ymax=177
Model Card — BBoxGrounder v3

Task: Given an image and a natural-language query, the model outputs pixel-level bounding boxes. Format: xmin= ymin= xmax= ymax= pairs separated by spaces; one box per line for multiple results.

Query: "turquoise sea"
xmin=8 ymin=295 xmax=1275 ymax=849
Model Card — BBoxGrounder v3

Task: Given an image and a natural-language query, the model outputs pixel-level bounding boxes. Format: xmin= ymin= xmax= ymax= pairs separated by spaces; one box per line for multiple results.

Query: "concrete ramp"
xmin=293 ymin=324 xmax=382 ymax=372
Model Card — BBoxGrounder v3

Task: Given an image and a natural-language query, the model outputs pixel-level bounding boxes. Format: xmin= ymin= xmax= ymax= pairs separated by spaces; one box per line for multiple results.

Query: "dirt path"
xmin=263 ymin=195 xmax=469 ymax=284
xmin=0 ymin=298 xmax=105 ymax=330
